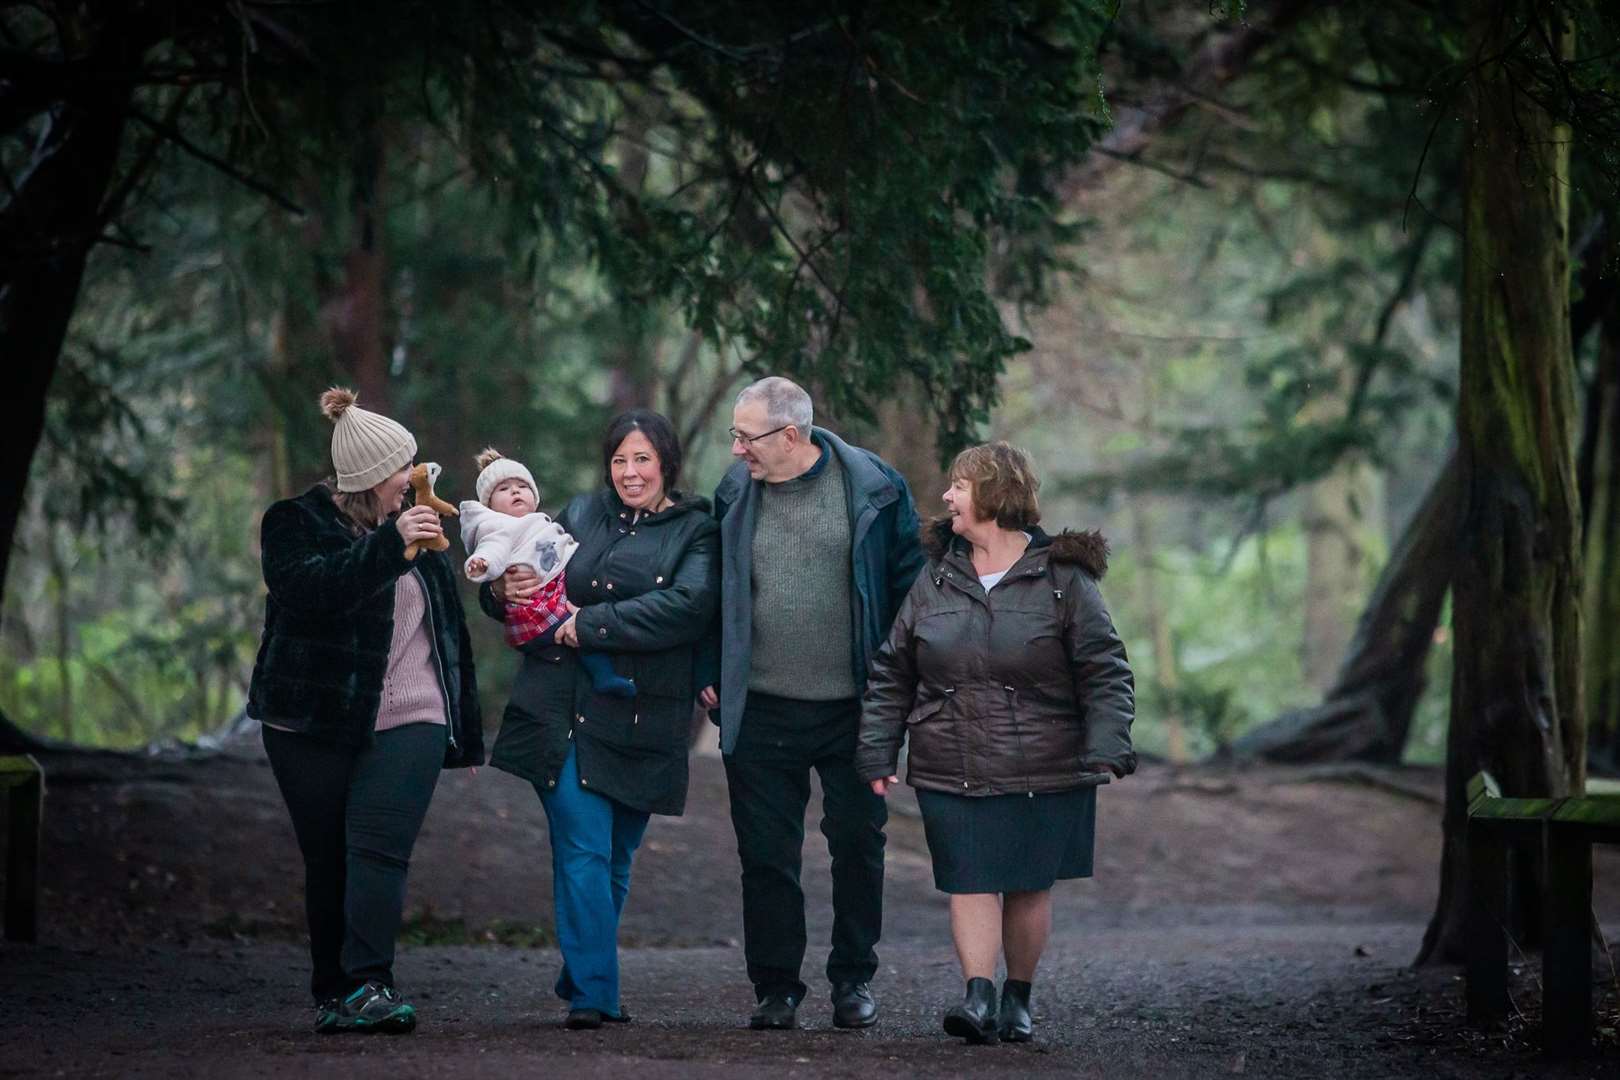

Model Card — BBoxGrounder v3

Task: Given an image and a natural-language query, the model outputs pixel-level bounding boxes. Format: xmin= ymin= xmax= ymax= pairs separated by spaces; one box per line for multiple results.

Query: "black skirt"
xmin=915 ymin=785 xmax=1097 ymax=894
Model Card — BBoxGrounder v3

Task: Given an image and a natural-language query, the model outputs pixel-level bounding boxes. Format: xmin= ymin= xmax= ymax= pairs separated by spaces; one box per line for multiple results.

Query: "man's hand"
xmin=869 ymin=774 xmax=899 ymax=797
xmin=699 ymin=685 xmax=719 ymax=709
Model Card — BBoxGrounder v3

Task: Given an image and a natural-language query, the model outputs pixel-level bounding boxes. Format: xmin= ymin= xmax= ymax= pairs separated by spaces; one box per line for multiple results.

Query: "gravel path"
xmin=2 ymin=745 xmax=1617 ymax=1077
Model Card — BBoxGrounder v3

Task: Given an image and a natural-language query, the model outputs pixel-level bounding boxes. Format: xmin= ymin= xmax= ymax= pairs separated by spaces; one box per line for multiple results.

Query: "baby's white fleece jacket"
xmin=457 ymin=502 xmax=580 ymax=585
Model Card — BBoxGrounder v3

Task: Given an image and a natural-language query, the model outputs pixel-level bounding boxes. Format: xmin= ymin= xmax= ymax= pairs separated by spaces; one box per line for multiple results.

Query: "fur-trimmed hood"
xmin=922 ymin=516 xmax=1109 ymax=579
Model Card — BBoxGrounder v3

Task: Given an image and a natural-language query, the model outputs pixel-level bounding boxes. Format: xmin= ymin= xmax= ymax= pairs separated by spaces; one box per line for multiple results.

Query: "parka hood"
xmin=922 ymin=516 xmax=1109 ymax=579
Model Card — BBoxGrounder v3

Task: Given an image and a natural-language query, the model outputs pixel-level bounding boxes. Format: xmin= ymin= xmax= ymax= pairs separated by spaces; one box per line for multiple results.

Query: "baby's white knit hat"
xmin=321 ymin=387 xmax=417 ymax=492
xmin=475 ymin=448 xmax=538 ymax=506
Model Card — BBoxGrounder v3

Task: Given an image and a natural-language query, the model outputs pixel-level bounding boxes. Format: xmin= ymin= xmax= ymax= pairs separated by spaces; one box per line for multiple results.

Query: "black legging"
xmin=263 ymin=723 xmax=443 ymax=1001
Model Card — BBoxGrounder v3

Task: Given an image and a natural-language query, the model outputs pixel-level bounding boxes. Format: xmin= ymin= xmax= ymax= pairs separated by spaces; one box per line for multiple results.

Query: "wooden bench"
xmin=1465 ymin=769 xmax=1620 ymax=1057
xmin=1 ymin=754 xmax=42 ymax=943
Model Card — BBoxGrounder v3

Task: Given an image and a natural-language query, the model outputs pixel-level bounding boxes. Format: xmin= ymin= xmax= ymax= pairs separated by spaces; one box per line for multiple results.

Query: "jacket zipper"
xmin=1005 ymin=684 xmax=1034 ymax=796
xmin=941 ymin=556 xmax=1044 ymax=796
xmin=1008 ymin=564 xmax=1047 ymax=795
xmin=412 ymin=567 xmax=458 ymax=751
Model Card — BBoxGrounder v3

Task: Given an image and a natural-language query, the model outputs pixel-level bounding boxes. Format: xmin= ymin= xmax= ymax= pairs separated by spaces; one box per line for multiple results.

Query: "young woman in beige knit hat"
xmin=247 ymin=388 xmax=484 ymax=1035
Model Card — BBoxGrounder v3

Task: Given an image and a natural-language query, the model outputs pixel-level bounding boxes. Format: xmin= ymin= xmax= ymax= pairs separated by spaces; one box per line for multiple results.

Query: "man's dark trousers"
xmin=723 ymin=691 xmax=887 ymax=1001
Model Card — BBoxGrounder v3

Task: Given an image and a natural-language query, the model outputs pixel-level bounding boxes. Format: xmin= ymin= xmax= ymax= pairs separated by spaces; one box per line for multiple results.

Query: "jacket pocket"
xmin=631 ymin=649 xmax=693 ymax=697
xmin=582 ymin=692 xmax=687 ymax=750
xmin=490 ymin=701 xmax=563 ymax=786
xmin=906 ymin=694 xmax=951 ymax=726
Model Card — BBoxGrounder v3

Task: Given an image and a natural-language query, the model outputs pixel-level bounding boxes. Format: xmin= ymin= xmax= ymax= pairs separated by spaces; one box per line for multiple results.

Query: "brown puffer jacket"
xmin=854 ymin=519 xmax=1136 ymax=796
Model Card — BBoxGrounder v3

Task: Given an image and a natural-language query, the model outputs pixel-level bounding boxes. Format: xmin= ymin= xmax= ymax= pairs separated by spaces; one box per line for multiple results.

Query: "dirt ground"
xmin=2 ymin=737 xmax=1618 ymax=1078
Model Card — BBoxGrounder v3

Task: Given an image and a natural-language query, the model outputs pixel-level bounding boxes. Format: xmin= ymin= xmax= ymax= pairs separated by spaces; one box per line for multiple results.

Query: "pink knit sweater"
xmin=374 ymin=573 xmax=447 ymax=732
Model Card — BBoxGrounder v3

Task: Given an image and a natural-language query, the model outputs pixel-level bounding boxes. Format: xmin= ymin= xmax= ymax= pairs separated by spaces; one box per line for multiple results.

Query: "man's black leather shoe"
xmin=832 ymin=982 xmax=878 ymax=1029
xmin=749 ymin=992 xmax=800 ymax=1030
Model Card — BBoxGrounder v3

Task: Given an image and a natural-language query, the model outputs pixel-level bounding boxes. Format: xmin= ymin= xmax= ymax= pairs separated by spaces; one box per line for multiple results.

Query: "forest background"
xmin=4 ymin=1 xmax=1619 ymax=965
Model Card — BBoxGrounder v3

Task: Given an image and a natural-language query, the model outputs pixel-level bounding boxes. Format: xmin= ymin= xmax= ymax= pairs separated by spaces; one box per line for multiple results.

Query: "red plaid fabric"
xmin=504 ymin=575 xmax=572 ymax=647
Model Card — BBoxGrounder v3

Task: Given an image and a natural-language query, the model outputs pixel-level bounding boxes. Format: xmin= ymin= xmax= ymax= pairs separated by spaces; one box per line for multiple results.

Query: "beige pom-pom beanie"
xmin=474 ymin=447 xmax=538 ymax=506
xmin=320 ymin=387 xmax=418 ymax=492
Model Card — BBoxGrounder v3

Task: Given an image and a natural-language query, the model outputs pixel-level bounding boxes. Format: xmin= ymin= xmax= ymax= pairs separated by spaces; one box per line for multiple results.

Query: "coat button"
xmin=598 ymin=627 xmax=608 ymax=638
xmin=655 ymin=576 xmax=664 ymax=584
xmin=548 ymin=780 xmax=557 ymax=788
xmin=581 ymin=778 xmax=588 ymax=786
xmin=606 ymin=583 xmax=614 ymax=590
xmin=591 ymin=579 xmax=599 ymax=587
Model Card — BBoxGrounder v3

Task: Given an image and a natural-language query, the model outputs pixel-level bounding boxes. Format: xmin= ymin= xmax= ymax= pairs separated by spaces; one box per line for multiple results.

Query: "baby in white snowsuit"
xmin=459 ymin=448 xmax=634 ymax=698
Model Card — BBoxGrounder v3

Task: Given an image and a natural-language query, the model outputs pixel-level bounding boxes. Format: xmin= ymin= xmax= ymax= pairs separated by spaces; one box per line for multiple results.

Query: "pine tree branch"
xmin=1063 ymin=0 xmax=1319 ymax=197
xmin=127 ymin=109 xmax=303 ymax=215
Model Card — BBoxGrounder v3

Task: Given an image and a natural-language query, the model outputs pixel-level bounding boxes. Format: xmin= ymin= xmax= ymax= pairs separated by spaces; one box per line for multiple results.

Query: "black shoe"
xmin=942 ymin=977 xmax=998 ymax=1044
xmin=832 ymin=982 xmax=878 ymax=1029
xmin=565 ymin=1007 xmax=604 ymax=1030
xmin=998 ymin=979 xmax=1033 ymax=1042
xmin=749 ymin=992 xmax=800 ymax=1030
xmin=603 ymin=1008 xmax=633 ymax=1023
xmin=331 ymin=981 xmax=416 ymax=1034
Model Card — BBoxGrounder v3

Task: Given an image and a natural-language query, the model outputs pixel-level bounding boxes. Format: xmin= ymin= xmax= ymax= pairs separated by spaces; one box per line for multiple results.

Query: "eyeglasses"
xmin=729 ymin=424 xmax=791 ymax=446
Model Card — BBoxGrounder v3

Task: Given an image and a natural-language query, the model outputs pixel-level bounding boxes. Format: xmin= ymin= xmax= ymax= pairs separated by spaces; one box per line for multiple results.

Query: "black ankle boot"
xmin=998 ymin=979 xmax=1033 ymax=1042
xmin=942 ymin=977 xmax=998 ymax=1044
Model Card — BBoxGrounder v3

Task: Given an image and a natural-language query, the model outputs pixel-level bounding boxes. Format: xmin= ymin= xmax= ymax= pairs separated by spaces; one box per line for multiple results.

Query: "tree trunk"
xmin=0 ymin=26 xmax=146 ymax=617
xmin=870 ymin=379 xmax=949 ymax=515
xmin=1228 ymin=450 xmax=1457 ymax=764
xmin=322 ymin=121 xmax=391 ymax=411
xmin=1583 ymin=314 xmax=1620 ymax=773
xmin=1417 ymin=4 xmax=1583 ymax=966
xmin=1301 ymin=457 xmax=1382 ymax=693
xmin=607 ymin=109 xmax=654 ymax=416
xmin=1133 ymin=500 xmax=1187 ymax=763
xmin=265 ymin=306 xmax=295 ymax=502
xmin=48 ymin=532 xmax=73 ymax=744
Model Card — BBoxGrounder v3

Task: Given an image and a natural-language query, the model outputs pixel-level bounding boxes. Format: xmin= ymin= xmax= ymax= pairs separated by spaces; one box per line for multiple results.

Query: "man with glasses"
xmin=698 ymin=376 xmax=924 ymax=1031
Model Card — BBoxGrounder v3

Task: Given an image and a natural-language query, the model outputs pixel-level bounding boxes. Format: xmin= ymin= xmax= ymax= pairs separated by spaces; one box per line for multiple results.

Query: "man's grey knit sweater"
xmin=748 ymin=449 xmax=858 ymax=700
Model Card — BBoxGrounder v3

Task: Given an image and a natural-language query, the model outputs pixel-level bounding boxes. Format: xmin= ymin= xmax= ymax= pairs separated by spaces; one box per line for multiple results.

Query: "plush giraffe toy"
xmin=405 ymin=462 xmax=459 ymax=560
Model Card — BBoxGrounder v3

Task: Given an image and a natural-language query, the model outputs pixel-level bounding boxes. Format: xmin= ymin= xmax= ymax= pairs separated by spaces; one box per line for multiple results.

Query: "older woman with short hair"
xmin=856 ymin=441 xmax=1135 ymax=1045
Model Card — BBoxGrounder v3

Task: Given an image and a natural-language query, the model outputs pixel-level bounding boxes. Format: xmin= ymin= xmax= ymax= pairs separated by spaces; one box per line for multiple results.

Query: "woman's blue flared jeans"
xmin=536 ymin=746 xmax=650 ymax=1016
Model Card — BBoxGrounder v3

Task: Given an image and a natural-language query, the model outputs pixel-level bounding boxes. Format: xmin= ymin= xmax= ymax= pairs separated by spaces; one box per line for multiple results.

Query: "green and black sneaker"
xmin=331 ymin=981 xmax=417 ymax=1034
xmin=313 ymin=997 xmax=342 ymax=1034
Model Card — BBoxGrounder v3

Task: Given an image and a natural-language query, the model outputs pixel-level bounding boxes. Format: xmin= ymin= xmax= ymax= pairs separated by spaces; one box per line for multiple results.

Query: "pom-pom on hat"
xmin=474 ymin=447 xmax=538 ymax=506
xmin=321 ymin=387 xmax=418 ymax=492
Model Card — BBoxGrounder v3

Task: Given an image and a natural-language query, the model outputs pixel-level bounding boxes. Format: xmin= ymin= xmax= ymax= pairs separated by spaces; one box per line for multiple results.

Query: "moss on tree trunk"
xmin=1584 ymin=316 xmax=1620 ymax=772
xmin=1418 ymin=2 xmax=1584 ymax=966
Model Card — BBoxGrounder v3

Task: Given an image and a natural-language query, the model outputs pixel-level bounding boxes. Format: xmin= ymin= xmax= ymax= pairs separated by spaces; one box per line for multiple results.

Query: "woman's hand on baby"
xmin=395 ymin=505 xmax=442 ymax=546
xmin=492 ymin=565 xmax=542 ymax=602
